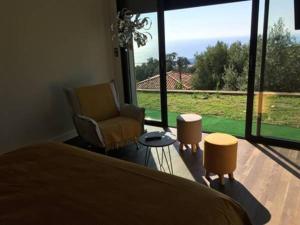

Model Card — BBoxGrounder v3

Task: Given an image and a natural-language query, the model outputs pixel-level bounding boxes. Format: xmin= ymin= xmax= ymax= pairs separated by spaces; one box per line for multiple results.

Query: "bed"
xmin=0 ymin=142 xmax=251 ymax=225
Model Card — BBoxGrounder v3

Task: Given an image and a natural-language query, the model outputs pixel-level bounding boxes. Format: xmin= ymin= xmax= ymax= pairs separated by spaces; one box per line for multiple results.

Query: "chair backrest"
xmin=64 ymin=88 xmax=82 ymax=115
xmin=65 ymin=81 xmax=120 ymax=121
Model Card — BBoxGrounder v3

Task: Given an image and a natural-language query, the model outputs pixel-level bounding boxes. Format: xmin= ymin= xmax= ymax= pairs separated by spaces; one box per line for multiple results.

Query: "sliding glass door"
xmin=131 ymin=12 xmax=163 ymax=123
xmin=118 ymin=0 xmax=300 ymax=148
xmin=250 ymin=0 xmax=300 ymax=143
xmin=164 ymin=2 xmax=252 ymax=137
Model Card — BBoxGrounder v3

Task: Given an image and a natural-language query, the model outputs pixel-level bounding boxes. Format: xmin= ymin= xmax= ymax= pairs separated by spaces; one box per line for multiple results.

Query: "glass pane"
xmin=252 ymin=0 xmax=300 ymax=142
xmin=132 ymin=12 xmax=162 ymax=122
xmin=164 ymin=2 xmax=252 ymax=137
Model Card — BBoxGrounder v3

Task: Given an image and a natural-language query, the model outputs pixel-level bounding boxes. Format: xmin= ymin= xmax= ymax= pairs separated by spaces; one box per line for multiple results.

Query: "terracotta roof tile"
xmin=137 ymin=71 xmax=192 ymax=90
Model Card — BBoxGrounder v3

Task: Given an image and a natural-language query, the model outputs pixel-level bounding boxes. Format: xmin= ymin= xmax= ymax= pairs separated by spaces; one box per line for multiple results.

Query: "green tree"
xmin=192 ymin=18 xmax=300 ymax=92
xmin=262 ymin=18 xmax=300 ymax=91
xmin=137 ymin=19 xmax=300 ymax=91
xmin=177 ymin=57 xmax=190 ymax=73
xmin=228 ymin=42 xmax=249 ymax=75
xmin=238 ymin=64 xmax=249 ymax=91
xmin=166 ymin=53 xmax=190 ymax=73
xmin=176 ymin=56 xmax=190 ymax=89
xmin=223 ymin=41 xmax=249 ymax=90
xmin=223 ymin=65 xmax=239 ymax=91
xmin=192 ymin=41 xmax=228 ymax=90
xmin=166 ymin=52 xmax=177 ymax=72
xmin=254 ymin=18 xmax=300 ymax=92
xmin=135 ymin=57 xmax=159 ymax=81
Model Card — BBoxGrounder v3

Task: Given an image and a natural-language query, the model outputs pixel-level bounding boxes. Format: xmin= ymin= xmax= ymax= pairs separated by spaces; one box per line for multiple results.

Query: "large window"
xmin=121 ymin=0 xmax=300 ymax=148
xmin=164 ymin=2 xmax=252 ymax=137
xmin=251 ymin=0 xmax=300 ymax=142
xmin=133 ymin=1 xmax=252 ymax=136
xmin=132 ymin=12 xmax=162 ymax=122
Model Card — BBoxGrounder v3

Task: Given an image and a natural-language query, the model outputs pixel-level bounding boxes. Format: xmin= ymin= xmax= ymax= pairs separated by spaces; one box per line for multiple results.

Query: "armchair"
xmin=65 ymin=81 xmax=145 ymax=152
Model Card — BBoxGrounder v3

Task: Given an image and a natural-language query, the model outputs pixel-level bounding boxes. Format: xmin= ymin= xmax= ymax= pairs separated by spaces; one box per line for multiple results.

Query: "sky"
xmin=133 ymin=0 xmax=300 ymax=64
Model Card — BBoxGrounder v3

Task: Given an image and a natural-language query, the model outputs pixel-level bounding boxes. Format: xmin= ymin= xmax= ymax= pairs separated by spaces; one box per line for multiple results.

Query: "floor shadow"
xmin=64 ymin=136 xmax=104 ymax=153
xmin=112 ymin=143 xmax=160 ymax=171
xmin=266 ymin=145 xmax=300 ymax=170
xmin=253 ymin=143 xmax=300 ymax=179
xmin=210 ymin=178 xmax=271 ymax=225
xmin=162 ymin=127 xmax=271 ymax=225
xmin=164 ymin=127 xmax=207 ymax=184
xmin=177 ymin=144 xmax=207 ymax=184
xmin=167 ymin=142 xmax=271 ymax=224
xmin=65 ymin=136 xmax=159 ymax=171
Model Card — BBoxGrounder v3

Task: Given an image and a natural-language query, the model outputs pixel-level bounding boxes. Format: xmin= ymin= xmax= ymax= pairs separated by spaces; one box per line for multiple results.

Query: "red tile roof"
xmin=137 ymin=71 xmax=192 ymax=90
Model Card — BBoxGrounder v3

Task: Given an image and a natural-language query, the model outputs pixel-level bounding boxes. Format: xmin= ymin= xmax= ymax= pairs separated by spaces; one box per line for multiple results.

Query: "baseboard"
xmin=52 ymin=129 xmax=77 ymax=142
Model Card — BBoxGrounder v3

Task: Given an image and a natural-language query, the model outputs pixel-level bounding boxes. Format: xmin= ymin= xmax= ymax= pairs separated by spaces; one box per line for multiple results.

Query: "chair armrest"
xmin=120 ymin=104 xmax=145 ymax=134
xmin=120 ymin=104 xmax=145 ymax=122
xmin=73 ymin=114 xmax=105 ymax=148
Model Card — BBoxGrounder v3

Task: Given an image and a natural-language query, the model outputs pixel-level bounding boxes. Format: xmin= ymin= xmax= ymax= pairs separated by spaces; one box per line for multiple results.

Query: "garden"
xmin=137 ymin=91 xmax=300 ymax=141
xmin=135 ymin=19 xmax=300 ymax=141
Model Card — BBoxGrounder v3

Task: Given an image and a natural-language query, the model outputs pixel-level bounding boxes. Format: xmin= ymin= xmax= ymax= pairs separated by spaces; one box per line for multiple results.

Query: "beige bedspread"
xmin=0 ymin=142 xmax=251 ymax=225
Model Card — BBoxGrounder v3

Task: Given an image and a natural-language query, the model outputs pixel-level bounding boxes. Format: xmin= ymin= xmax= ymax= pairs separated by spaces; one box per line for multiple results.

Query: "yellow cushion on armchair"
xmin=65 ymin=81 xmax=145 ymax=151
xmin=75 ymin=83 xmax=119 ymax=121
xmin=98 ymin=116 xmax=141 ymax=149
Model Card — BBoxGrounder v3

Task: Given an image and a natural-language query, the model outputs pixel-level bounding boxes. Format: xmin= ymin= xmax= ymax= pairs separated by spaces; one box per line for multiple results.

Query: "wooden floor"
xmin=66 ymin=126 xmax=300 ymax=225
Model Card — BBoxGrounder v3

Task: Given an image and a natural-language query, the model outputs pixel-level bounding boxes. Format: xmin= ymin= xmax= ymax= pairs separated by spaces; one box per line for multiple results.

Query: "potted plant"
xmin=111 ymin=8 xmax=152 ymax=49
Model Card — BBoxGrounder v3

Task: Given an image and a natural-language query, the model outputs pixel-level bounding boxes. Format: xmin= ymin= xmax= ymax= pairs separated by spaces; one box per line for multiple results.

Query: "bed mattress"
xmin=0 ymin=142 xmax=251 ymax=225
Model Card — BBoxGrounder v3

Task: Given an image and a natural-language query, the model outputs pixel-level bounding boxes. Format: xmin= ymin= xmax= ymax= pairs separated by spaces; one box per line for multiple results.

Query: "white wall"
xmin=0 ymin=0 xmax=122 ymax=153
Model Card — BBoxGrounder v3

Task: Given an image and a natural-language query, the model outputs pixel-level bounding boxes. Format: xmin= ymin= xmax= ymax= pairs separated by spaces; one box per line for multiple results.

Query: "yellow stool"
xmin=204 ymin=133 xmax=238 ymax=185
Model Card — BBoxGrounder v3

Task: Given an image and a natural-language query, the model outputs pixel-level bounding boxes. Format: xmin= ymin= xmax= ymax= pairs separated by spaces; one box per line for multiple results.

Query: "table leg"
xmin=144 ymin=147 xmax=148 ymax=165
xmin=144 ymin=147 xmax=151 ymax=166
xmin=167 ymin=145 xmax=173 ymax=174
xmin=162 ymin=147 xmax=172 ymax=174
xmin=155 ymin=147 xmax=164 ymax=171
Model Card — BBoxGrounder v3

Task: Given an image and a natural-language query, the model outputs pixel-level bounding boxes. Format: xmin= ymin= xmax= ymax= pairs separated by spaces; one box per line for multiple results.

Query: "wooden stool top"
xmin=204 ymin=133 xmax=237 ymax=146
xmin=177 ymin=113 xmax=202 ymax=122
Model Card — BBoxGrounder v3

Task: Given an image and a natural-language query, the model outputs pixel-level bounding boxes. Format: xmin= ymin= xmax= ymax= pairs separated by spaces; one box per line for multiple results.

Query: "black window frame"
xmin=117 ymin=0 xmax=300 ymax=150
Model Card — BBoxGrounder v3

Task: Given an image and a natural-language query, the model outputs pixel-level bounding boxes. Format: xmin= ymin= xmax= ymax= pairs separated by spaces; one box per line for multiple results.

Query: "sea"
xmin=134 ymin=36 xmax=249 ymax=65
xmin=134 ymin=35 xmax=300 ymax=65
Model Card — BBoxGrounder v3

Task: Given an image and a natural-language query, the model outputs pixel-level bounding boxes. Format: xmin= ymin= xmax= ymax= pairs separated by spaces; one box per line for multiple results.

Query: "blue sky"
xmin=165 ymin=2 xmax=251 ymax=41
xmin=133 ymin=0 xmax=300 ymax=64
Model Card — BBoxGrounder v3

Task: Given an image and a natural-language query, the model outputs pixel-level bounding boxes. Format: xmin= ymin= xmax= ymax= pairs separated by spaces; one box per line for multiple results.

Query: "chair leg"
xmin=229 ymin=173 xmax=234 ymax=181
xmin=179 ymin=143 xmax=184 ymax=151
xmin=205 ymin=171 xmax=210 ymax=180
xmin=135 ymin=142 xmax=139 ymax=151
xmin=219 ymin=174 xmax=225 ymax=185
xmin=192 ymin=144 xmax=197 ymax=153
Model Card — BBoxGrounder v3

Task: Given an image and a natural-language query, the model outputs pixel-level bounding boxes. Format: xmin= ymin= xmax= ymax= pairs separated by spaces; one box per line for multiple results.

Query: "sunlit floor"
xmin=66 ymin=125 xmax=300 ymax=225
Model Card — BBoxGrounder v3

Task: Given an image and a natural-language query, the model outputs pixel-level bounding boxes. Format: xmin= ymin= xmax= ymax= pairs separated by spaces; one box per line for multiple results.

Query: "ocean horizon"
xmin=134 ymin=36 xmax=250 ymax=65
xmin=166 ymin=36 xmax=250 ymax=62
xmin=134 ymin=34 xmax=300 ymax=65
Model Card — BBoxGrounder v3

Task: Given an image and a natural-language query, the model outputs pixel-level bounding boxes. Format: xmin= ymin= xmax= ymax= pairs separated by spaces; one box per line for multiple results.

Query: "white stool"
xmin=177 ymin=113 xmax=202 ymax=153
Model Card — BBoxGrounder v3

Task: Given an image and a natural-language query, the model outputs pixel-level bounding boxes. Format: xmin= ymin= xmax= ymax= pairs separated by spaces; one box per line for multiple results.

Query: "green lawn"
xmin=137 ymin=91 xmax=300 ymax=141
